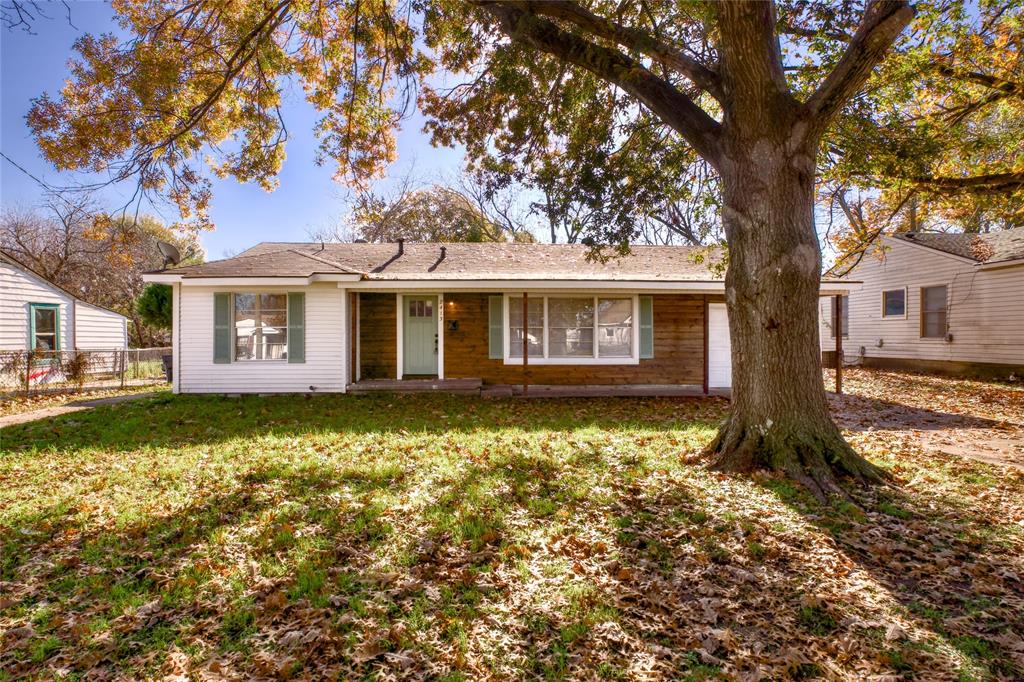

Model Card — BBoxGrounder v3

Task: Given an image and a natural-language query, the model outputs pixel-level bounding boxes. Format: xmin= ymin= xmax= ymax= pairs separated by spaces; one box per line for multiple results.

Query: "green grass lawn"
xmin=1 ymin=384 xmax=1022 ymax=679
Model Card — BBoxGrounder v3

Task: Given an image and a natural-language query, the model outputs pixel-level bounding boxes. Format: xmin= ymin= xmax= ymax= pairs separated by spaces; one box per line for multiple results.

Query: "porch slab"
xmin=348 ymin=378 xmax=483 ymax=394
xmin=481 ymin=384 xmax=730 ymax=398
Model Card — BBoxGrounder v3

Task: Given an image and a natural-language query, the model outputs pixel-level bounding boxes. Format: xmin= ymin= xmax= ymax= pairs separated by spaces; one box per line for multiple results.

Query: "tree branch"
xmin=509 ymin=0 xmax=724 ymax=102
xmin=934 ymin=63 xmax=1023 ymax=99
xmin=715 ymin=0 xmax=791 ymax=108
xmin=805 ymin=0 xmax=914 ymax=127
xmin=473 ymin=1 xmax=723 ymax=167
xmin=911 ymin=171 xmax=1024 ymax=194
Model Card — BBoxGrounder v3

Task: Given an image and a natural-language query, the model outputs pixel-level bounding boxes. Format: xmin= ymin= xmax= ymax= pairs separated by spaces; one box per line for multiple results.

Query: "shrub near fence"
xmin=0 ymin=347 xmax=171 ymax=395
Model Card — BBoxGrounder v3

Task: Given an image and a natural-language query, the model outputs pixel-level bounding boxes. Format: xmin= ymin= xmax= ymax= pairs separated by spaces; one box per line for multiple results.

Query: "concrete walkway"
xmin=0 ymin=391 xmax=163 ymax=428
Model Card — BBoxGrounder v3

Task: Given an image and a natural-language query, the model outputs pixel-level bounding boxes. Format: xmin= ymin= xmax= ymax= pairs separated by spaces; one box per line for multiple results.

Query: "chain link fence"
xmin=0 ymin=347 xmax=172 ymax=396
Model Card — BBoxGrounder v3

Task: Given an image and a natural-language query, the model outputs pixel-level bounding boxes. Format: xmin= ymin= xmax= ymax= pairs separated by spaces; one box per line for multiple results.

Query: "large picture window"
xmin=505 ymin=295 xmax=638 ymax=364
xmin=234 ymin=293 xmax=288 ymax=360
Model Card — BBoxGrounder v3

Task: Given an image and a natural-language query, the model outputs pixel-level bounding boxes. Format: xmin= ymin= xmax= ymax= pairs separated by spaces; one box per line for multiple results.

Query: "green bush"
xmin=136 ymin=283 xmax=172 ymax=329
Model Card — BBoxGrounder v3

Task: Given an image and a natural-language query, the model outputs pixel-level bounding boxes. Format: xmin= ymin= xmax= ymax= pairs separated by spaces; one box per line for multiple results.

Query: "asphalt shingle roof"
xmin=162 ymin=242 xmax=728 ymax=281
xmin=894 ymin=231 xmax=1024 ymax=264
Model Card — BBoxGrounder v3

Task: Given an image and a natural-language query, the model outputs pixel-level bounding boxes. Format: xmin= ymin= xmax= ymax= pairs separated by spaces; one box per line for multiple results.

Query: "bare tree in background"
xmin=1 ymin=198 xmax=201 ymax=346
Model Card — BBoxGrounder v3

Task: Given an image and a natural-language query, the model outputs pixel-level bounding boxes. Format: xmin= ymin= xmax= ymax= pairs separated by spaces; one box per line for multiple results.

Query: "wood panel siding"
xmin=820 ymin=238 xmax=1024 ymax=367
xmin=358 ymin=293 xmax=397 ymax=379
xmin=442 ymin=293 xmax=705 ymax=385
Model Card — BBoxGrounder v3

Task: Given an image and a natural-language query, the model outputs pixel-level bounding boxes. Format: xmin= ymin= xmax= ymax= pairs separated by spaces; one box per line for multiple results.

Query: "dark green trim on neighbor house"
xmin=29 ymin=302 xmax=61 ymax=352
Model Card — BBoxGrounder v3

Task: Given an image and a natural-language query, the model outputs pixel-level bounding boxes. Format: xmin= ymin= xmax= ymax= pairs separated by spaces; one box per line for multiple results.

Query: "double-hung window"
xmin=920 ymin=285 xmax=948 ymax=338
xmin=29 ymin=303 xmax=59 ymax=352
xmin=505 ymin=294 xmax=639 ymax=364
xmin=234 ymin=293 xmax=288 ymax=360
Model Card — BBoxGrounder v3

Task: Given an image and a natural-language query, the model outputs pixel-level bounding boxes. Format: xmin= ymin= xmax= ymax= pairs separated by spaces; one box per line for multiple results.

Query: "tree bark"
xmin=707 ymin=126 xmax=887 ymax=500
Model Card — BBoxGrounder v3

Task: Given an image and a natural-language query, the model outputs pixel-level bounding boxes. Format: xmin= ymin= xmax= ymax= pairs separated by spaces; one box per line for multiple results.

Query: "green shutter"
xmin=213 ymin=293 xmax=231 ymax=363
xmin=488 ymin=295 xmax=503 ymax=359
xmin=639 ymin=296 xmax=654 ymax=359
xmin=288 ymin=292 xmax=305 ymax=363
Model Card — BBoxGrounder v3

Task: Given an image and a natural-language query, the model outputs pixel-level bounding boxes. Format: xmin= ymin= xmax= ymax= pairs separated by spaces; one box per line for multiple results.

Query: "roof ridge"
xmin=287 ymin=248 xmax=364 ymax=275
xmin=170 ymin=245 xmax=299 ymax=271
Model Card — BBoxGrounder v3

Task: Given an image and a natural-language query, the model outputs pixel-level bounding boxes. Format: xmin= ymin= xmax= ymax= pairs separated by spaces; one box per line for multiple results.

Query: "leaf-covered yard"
xmin=1 ymin=370 xmax=1022 ymax=680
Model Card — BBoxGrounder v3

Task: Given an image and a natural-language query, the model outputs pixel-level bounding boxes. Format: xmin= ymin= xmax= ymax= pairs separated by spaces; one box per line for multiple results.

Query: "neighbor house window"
xmin=921 ymin=285 xmax=948 ymax=338
xmin=29 ymin=303 xmax=59 ymax=352
xmin=881 ymin=289 xmax=906 ymax=318
xmin=830 ymin=296 xmax=849 ymax=338
xmin=505 ymin=295 xmax=637 ymax=364
xmin=234 ymin=293 xmax=287 ymax=360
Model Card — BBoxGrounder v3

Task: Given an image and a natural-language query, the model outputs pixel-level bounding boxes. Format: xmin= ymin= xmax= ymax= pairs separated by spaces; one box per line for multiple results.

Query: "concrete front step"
xmin=348 ymin=378 xmax=483 ymax=394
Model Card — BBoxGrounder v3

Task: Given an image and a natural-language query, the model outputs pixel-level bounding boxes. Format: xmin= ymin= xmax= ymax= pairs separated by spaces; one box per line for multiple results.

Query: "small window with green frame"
xmin=29 ymin=303 xmax=60 ymax=352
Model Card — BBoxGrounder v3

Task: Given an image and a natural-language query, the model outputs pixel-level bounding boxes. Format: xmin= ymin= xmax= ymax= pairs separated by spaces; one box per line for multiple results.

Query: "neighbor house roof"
xmin=153 ymin=242 xmax=729 ymax=281
xmin=893 ymin=231 xmax=1024 ymax=264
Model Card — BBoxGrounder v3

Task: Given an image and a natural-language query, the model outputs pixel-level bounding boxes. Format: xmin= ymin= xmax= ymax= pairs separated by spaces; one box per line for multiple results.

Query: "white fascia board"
xmin=142 ymin=273 xmax=183 ymax=283
xmin=143 ymin=273 xmax=361 ymax=285
xmin=978 ymin=257 xmax=1024 ymax=271
xmin=820 ymin=281 xmax=863 ymax=295
xmin=342 ymin=279 xmax=728 ymax=293
xmin=178 ymin=277 xmax=314 ymax=286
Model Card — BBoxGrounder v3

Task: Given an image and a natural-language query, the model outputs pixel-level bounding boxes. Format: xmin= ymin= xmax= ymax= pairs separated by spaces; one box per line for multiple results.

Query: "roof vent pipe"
xmin=439 ymin=245 xmax=447 ymax=260
xmin=397 ymin=238 xmax=404 ymax=255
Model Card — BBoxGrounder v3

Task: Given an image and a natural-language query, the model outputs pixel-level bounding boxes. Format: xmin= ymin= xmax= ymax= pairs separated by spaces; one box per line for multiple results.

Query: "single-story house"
xmin=0 ymin=248 xmax=128 ymax=353
xmin=820 ymin=231 xmax=1024 ymax=378
xmin=144 ymin=241 xmax=853 ymax=395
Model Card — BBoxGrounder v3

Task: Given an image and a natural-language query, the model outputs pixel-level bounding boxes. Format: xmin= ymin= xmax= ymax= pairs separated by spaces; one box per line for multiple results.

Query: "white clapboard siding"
xmin=820 ymin=238 xmax=1024 ymax=366
xmin=177 ymin=284 xmax=347 ymax=393
xmin=76 ymin=302 xmax=128 ymax=349
xmin=0 ymin=258 xmax=73 ymax=351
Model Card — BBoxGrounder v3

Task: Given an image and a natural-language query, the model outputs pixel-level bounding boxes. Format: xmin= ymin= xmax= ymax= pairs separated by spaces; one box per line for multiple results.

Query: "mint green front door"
xmin=403 ymin=296 xmax=438 ymax=375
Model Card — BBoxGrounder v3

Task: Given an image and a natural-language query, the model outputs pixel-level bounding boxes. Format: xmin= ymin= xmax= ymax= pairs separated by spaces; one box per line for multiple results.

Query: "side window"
xmin=921 ymin=285 xmax=948 ymax=338
xmin=30 ymin=304 xmax=59 ymax=351
xmin=881 ymin=289 xmax=906 ymax=318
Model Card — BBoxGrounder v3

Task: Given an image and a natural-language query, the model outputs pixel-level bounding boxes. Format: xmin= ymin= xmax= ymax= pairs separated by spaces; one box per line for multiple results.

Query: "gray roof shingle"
xmin=894 ymin=231 xmax=1024 ymax=263
xmin=162 ymin=242 xmax=728 ymax=281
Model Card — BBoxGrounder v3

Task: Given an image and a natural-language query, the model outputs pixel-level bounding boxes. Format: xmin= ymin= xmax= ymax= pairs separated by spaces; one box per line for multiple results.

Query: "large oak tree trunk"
xmin=707 ymin=130 xmax=886 ymax=499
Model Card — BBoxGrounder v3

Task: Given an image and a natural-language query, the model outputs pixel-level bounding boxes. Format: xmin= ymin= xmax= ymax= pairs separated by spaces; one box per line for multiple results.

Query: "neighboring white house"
xmin=820 ymin=232 xmax=1024 ymax=377
xmin=0 ymin=249 xmax=128 ymax=352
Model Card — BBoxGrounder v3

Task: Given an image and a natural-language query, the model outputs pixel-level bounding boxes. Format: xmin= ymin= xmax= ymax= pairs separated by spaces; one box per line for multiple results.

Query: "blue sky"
xmin=0 ymin=1 xmax=465 ymax=259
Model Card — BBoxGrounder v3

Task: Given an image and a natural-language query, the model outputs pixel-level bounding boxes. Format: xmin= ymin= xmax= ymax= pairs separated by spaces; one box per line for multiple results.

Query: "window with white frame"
xmin=234 ymin=293 xmax=288 ymax=360
xmin=505 ymin=294 xmax=637 ymax=364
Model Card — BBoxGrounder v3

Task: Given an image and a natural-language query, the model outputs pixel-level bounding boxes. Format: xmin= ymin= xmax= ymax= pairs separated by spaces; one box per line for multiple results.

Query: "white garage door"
xmin=707 ymin=303 xmax=732 ymax=389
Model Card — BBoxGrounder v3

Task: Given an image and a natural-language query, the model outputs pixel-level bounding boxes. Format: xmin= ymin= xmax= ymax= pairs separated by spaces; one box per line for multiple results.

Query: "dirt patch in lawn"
xmin=829 ymin=368 xmax=1024 ymax=470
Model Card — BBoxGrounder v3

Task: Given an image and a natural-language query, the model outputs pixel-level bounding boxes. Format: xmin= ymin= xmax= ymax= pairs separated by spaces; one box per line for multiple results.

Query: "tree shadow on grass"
xmin=3 ymin=390 xmax=1022 ymax=678
xmin=0 ymin=458 xmax=423 ymax=678
xmin=831 ymin=393 xmax=1012 ymax=432
xmin=0 ymin=392 xmax=728 ymax=455
xmin=763 ymin=474 xmax=1024 ymax=680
